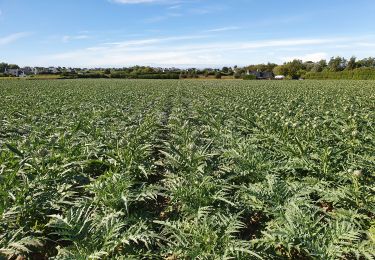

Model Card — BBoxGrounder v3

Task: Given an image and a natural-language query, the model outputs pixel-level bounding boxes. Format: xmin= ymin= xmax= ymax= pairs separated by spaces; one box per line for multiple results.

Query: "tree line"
xmin=271 ymin=56 xmax=375 ymax=79
xmin=2 ymin=56 xmax=375 ymax=80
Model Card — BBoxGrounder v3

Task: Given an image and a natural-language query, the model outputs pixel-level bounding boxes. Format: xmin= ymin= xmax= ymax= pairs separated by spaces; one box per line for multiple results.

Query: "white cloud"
xmin=0 ymin=32 xmax=31 ymax=46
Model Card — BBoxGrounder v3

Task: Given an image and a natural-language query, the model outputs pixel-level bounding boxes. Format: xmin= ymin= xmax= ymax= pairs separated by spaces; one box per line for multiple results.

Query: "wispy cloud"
xmin=111 ymin=0 xmax=163 ymax=4
xmin=188 ymin=4 xmax=225 ymax=15
xmin=168 ymin=4 xmax=182 ymax=9
xmin=206 ymin=26 xmax=240 ymax=33
xmin=36 ymin=35 xmax=366 ymax=67
xmin=282 ymin=52 xmax=328 ymax=62
xmin=104 ymin=35 xmax=210 ymax=47
xmin=0 ymin=32 xmax=31 ymax=46
xmin=110 ymin=0 xmax=181 ymax=4
xmin=62 ymin=34 xmax=90 ymax=43
xmin=144 ymin=12 xmax=182 ymax=23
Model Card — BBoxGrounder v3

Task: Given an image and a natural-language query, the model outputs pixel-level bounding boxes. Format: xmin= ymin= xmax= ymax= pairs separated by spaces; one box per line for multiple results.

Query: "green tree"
xmin=311 ymin=59 xmax=327 ymax=72
xmin=285 ymin=59 xmax=304 ymax=79
xmin=221 ymin=67 xmax=229 ymax=74
xmin=273 ymin=65 xmax=288 ymax=76
xmin=8 ymin=64 xmax=20 ymax=69
xmin=328 ymin=56 xmax=346 ymax=72
xmin=357 ymin=57 xmax=375 ymax=68
xmin=304 ymin=61 xmax=315 ymax=72
xmin=179 ymin=72 xmax=187 ymax=79
xmin=0 ymin=63 xmax=8 ymax=73
xmin=233 ymin=72 xmax=242 ymax=79
xmin=346 ymin=56 xmax=357 ymax=70
xmin=265 ymin=63 xmax=278 ymax=72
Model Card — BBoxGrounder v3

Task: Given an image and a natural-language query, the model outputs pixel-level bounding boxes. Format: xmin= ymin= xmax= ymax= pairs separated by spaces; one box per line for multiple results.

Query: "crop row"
xmin=0 ymin=79 xmax=374 ymax=259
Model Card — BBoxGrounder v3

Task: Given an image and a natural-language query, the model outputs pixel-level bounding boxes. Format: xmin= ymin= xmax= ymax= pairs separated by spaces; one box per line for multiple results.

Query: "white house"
xmin=275 ymin=75 xmax=285 ymax=80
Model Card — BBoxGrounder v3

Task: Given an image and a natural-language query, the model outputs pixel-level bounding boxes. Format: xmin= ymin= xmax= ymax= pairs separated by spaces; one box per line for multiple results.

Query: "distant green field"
xmin=1 ymin=79 xmax=374 ymax=259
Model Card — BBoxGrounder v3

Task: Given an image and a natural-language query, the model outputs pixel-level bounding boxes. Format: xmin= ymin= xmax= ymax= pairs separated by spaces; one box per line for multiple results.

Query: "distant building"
xmin=247 ymin=70 xmax=274 ymax=79
xmin=65 ymin=68 xmax=75 ymax=73
xmin=49 ymin=67 xmax=60 ymax=74
xmin=4 ymin=68 xmax=25 ymax=77
xmin=21 ymin=67 xmax=35 ymax=75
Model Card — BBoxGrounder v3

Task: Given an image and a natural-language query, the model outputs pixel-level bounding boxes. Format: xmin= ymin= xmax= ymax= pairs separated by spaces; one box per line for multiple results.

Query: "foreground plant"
xmin=0 ymin=79 xmax=374 ymax=259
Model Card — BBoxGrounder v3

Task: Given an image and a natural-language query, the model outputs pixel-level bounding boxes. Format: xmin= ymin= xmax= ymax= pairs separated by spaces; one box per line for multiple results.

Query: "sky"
xmin=1 ymin=0 xmax=375 ymax=68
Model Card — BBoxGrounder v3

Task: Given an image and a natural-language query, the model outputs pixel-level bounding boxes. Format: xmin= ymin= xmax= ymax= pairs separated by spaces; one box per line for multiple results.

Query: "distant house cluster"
xmin=2 ymin=67 xmax=75 ymax=77
xmin=4 ymin=68 xmax=27 ymax=77
xmin=246 ymin=70 xmax=286 ymax=80
xmin=246 ymin=70 xmax=273 ymax=79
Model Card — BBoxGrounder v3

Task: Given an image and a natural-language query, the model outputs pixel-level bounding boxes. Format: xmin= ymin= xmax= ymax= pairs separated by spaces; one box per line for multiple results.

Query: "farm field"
xmin=0 ymin=79 xmax=374 ymax=259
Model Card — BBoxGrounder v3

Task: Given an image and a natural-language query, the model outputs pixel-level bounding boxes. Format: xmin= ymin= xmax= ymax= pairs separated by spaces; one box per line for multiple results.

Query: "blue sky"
xmin=1 ymin=0 xmax=375 ymax=68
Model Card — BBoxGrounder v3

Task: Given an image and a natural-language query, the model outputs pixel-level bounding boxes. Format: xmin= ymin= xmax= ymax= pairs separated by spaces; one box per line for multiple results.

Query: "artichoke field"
xmin=0 ymin=79 xmax=374 ymax=259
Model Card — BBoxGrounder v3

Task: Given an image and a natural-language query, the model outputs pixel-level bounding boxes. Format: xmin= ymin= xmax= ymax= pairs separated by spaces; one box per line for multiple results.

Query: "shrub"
xmin=304 ymin=67 xmax=375 ymax=80
xmin=233 ymin=72 xmax=242 ymax=79
xmin=242 ymin=74 xmax=256 ymax=80
xmin=77 ymin=73 xmax=107 ymax=79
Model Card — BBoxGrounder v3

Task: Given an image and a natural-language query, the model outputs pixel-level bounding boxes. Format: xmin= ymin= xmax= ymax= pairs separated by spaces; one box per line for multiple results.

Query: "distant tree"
xmin=311 ymin=63 xmax=323 ymax=73
xmin=191 ymin=71 xmax=198 ymax=78
xmin=179 ymin=72 xmax=187 ymax=79
xmin=256 ymin=64 xmax=267 ymax=71
xmin=357 ymin=57 xmax=375 ymax=68
xmin=304 ymin=61 xmax=315 ymax=72
xmin=104 ymin=68 xmax=111 ymax=74
xmin=215 ymin=72 xmax=222 ymax=79
xmin=318 ymin=59 xmax=327 ymax=68
xmin=8 ymin=64 xmax=20 ymax=69
xmin=309 ymin=60 xmax=327 ymax=73
xmin=346 ymin=56 xmax=358 ymax=70
xmin=367 ymin=57 xmax=375 ymax=67
xmin=141 ymin=67 xmax=155 ymax=74
xmin=286 ymin=59 xmax=304 ymax=78
xmin=265 ymin=63 xmax=278 ymax=72
xmin=246 ymin=65 xmax=257 ymax=72
xmin=233 ymin=72 xmax=242 ymax=79
xmin=222 ymin=67 xmax=229 ymax=74
xmin=328 ymin=56 xmax=346 ymax=72
xmin=273 ymin=65 xmax=288 ymax=76
xmin=0 ymin=63 xmax=8 ymax=73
